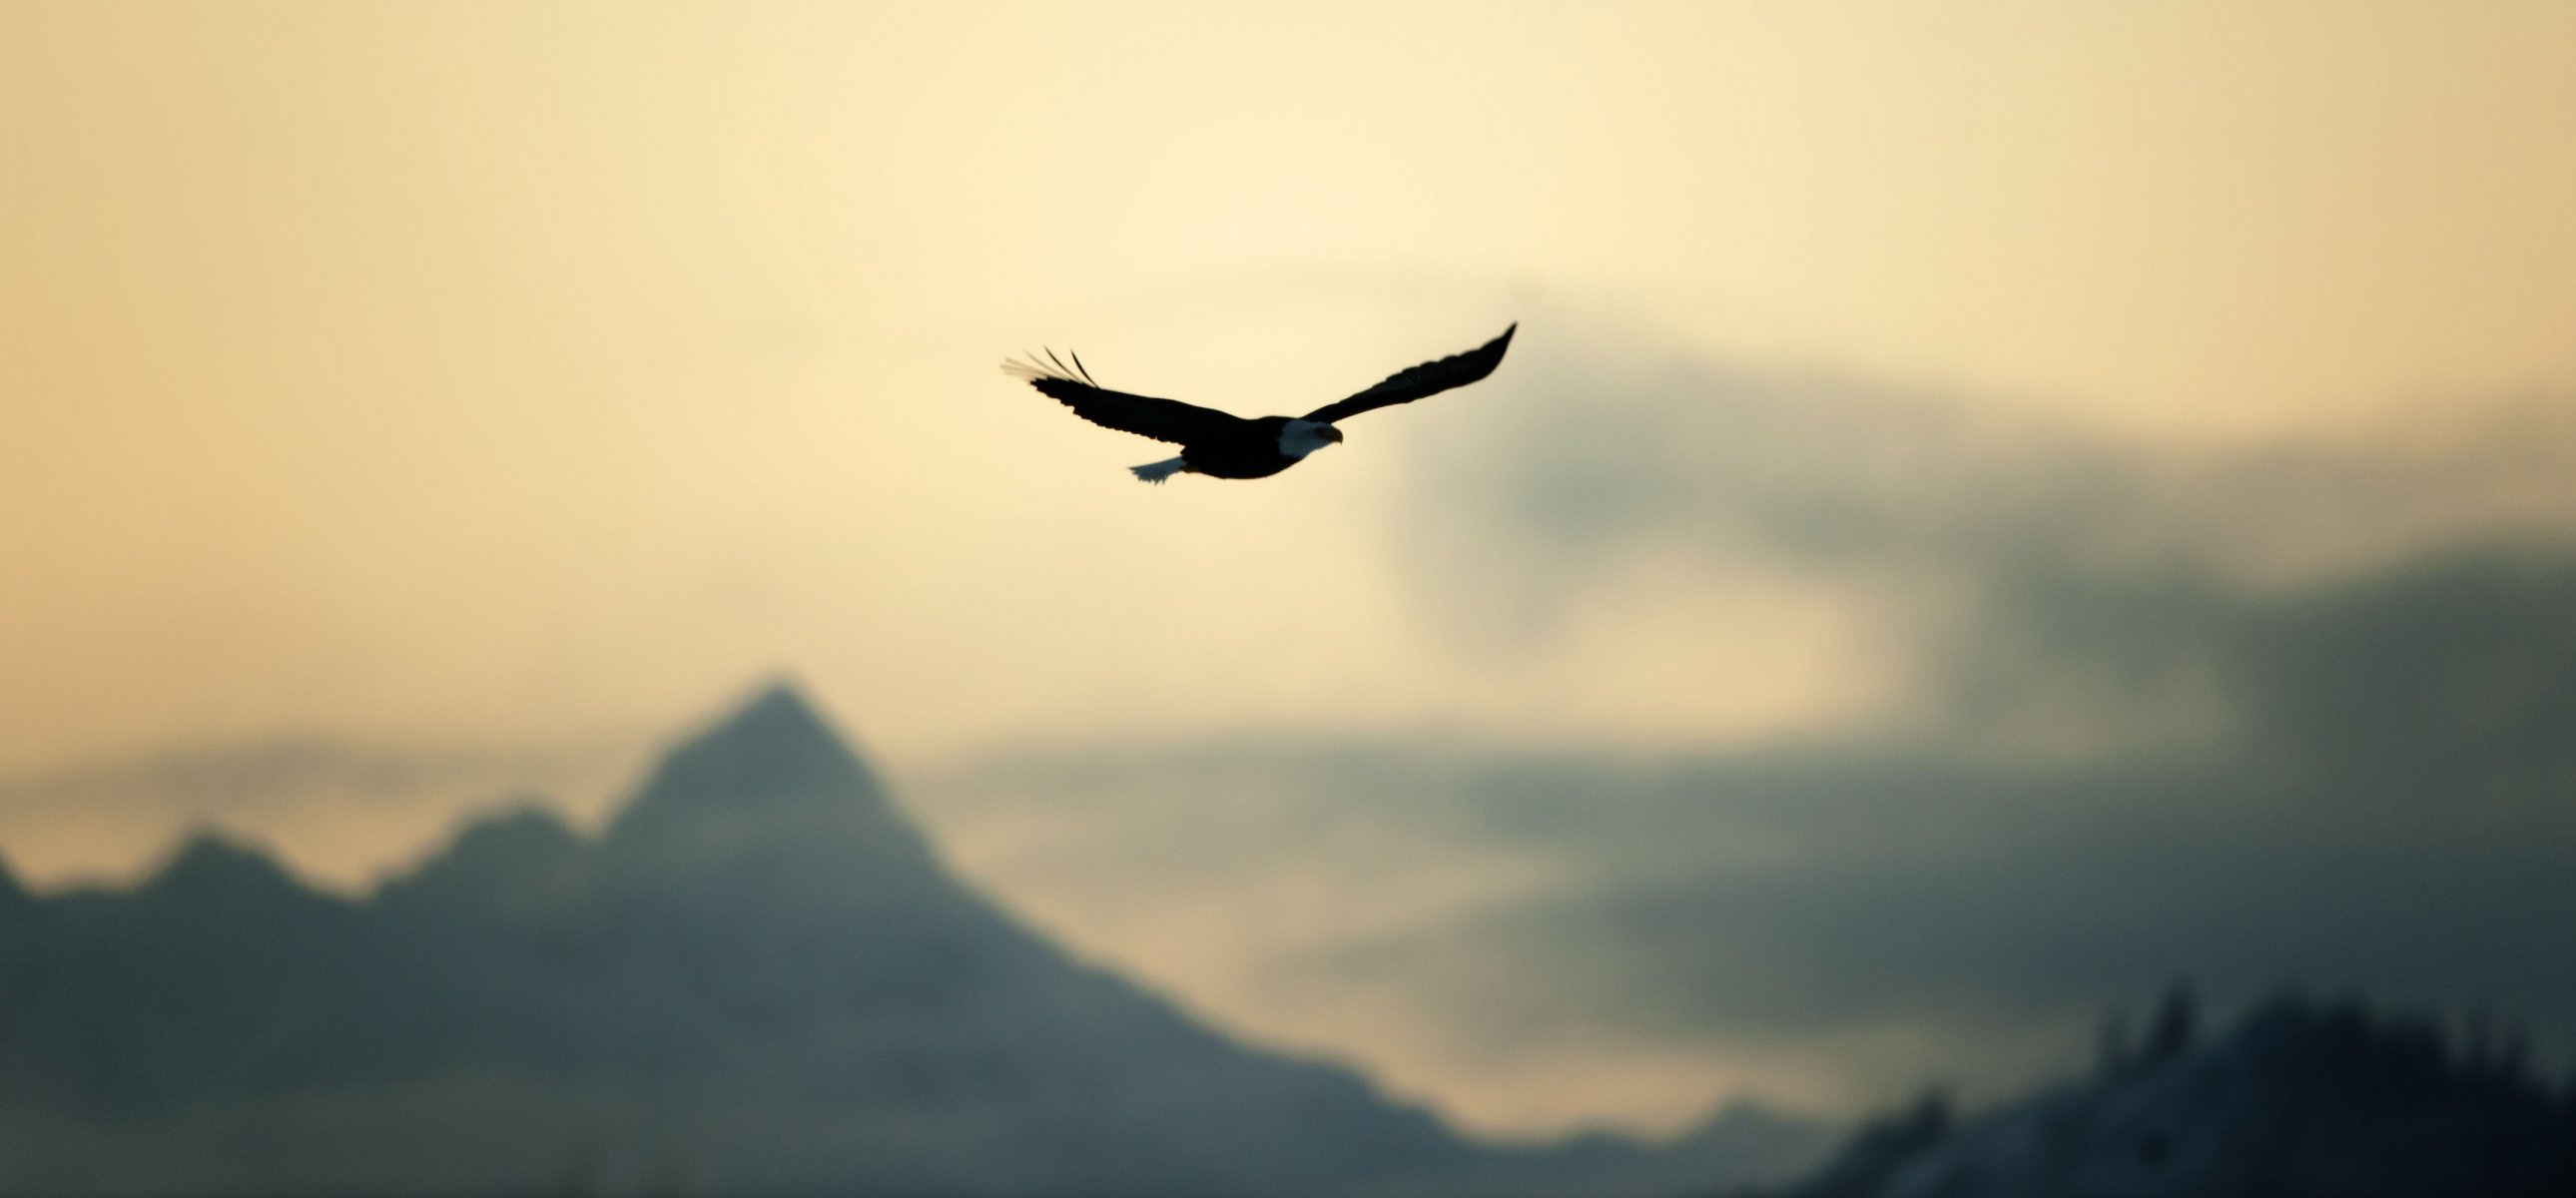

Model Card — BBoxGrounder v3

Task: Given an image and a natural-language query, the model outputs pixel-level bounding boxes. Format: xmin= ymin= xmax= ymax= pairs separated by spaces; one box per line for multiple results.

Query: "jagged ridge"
xmin=0 ymin=684 xmax=1814 ymax=1197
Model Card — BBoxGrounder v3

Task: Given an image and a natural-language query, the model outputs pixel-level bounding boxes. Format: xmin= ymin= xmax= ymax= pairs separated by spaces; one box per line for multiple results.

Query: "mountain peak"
xmin=153 ymin=830 xmax=289 ymax=884
xmin=378 ymin=801 xmax=583 ymax=911
xmin=449 ymin=803 xmax=581 ymax=860
xmin=734 ymin=676 xmax=823 ymax=724
xmin=683 ymin=679 xmax=842 ymax=761
xmin=605 ymin=680 xmax=902 ymax=844
xmin=0 ymin=682 xmax=1642 ymax=1197
xmin=139 ymin=830 xmax=325 ymax=912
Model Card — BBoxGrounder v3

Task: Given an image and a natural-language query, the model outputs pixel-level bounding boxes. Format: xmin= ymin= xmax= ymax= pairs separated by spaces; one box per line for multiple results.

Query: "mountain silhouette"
xmin=1776 ymin=992 xmax=2576 ymax=1198
xmin=0 ymin=684 xmax=1820 ymax=1196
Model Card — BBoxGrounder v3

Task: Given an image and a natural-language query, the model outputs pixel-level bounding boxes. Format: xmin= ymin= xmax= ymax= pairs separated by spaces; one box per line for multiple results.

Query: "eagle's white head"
xmin=1278 ymin=419 xmax=1345 ymax=458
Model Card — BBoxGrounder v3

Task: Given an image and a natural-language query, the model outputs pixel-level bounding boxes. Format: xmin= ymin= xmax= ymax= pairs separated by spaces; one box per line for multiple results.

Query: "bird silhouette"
xmin=1005 ymin=324 xmax=1516 ymax=483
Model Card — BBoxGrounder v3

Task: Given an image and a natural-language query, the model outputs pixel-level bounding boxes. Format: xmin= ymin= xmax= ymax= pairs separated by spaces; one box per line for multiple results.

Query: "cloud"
xmin=1383 ymin=329 xmax=2576 ymax=1087
xmin=1387 ymin=320 xmax=2576 ymax=748
xmin=935 ymin=622 xmax=2576 ymax=1123
xmin=927 ymin=331 xmax=2576 ymax=1125
xmin=1403 ymin=320 xmax=2576 ymax=588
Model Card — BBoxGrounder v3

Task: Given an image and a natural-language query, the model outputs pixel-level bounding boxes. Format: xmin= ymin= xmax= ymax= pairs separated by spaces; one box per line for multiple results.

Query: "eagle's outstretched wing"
xmin=1302 ymin=324 xmax=1517 ymax=425
xmin=1005 ymin=350 xmax=1249 ymax=445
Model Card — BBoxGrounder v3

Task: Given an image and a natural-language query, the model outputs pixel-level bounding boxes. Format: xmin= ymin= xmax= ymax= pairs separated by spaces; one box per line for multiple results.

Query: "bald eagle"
xmin=1004 ymin=324 xmax=1516 ymax=483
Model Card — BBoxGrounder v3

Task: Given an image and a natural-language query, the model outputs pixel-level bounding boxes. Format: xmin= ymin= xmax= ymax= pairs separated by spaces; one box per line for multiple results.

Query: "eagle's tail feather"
xmin=1130 ymin=456 xmax=1188 ymax=484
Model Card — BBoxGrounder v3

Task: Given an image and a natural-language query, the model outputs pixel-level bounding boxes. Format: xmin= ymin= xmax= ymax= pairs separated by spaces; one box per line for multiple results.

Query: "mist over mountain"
xmin=0 ymin=684 xmax=1826 ymax=1196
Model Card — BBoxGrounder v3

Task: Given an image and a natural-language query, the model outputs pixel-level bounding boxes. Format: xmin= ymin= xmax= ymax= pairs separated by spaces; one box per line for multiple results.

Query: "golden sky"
xmin=7 ymin=0 xmax=2576 ymax=1136
xmin=5 ymin=0 xmax=2576 ymax=773
xmin=8 ymin=1 xmax=2574 ymax=775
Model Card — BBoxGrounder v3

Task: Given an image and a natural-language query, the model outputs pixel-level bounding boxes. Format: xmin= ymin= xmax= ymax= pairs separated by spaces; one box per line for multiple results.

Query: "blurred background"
xmin=5 ymin=0 xmax=2575 ymax=1167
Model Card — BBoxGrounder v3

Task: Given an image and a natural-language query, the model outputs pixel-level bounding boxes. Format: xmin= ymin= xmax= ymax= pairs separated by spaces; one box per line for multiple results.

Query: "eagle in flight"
xmin=1005 ymin=323 xmax=1516 ymax=483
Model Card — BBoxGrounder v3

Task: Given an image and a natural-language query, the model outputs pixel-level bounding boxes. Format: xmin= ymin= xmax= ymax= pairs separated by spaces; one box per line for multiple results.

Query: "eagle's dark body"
xmin=1168 ymin=415 xmax=1304 ymax=479
xmin=1006 ymin=324 xmax=1516 ymax=483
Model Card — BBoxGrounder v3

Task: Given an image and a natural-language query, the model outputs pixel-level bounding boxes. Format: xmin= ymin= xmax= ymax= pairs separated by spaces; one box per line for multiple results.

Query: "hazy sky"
xmin=10 ymin=1 xmax=2576 ymax=770
xmin=7 ymin=1 xmax=2576 ymax=1138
